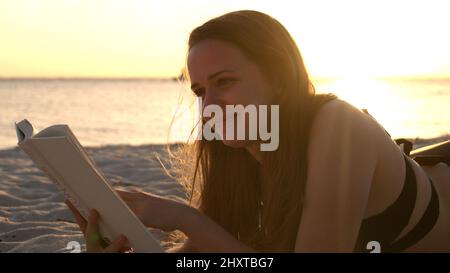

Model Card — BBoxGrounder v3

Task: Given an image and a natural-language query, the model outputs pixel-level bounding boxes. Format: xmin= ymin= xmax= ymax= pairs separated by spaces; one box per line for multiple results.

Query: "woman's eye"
xmin=217 ymin=77 xmax=235 ymax=87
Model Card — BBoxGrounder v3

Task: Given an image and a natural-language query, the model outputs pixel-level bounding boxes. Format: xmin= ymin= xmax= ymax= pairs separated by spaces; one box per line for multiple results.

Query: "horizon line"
xmin=1 ymin=75 xmax=450 ymax=81
xmin=0 ymin=76 xmax=182 ymax=81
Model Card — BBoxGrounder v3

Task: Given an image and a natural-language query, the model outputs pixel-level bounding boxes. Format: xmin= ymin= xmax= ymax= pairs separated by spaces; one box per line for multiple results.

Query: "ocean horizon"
xmin=1 ymin=77 xmax=449 ymax=150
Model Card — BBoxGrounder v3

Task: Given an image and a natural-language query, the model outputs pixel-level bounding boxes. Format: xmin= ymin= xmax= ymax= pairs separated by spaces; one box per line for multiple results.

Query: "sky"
xmin=1 ymin=0 xmax=450 ymax=79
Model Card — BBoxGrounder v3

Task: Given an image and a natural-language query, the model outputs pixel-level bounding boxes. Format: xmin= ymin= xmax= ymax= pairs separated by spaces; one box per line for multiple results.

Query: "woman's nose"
xmin=202 ymin=90 xmax=215 ymax=108
xmin=201 ymin=91 xmax=223 ymax=123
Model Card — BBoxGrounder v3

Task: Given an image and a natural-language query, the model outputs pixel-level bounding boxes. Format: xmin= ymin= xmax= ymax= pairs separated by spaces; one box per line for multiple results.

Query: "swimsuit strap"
xmin=384 ymin=175 xmax=440 ymax=252
xmin=354 ymin=154 xmax=417 ymax=252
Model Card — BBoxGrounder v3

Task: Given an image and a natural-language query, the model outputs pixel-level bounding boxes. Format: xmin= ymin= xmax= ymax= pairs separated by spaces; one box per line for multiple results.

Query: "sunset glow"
xmin=1 ymin=0 xmax=449 ymax=80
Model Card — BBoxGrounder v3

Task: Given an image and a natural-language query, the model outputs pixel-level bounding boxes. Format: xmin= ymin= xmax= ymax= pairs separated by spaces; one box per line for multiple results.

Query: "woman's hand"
xmin=115 ymin=189 xmax=192 ymax=232
xmin=65 ymin=200 xmax=129 ymax=253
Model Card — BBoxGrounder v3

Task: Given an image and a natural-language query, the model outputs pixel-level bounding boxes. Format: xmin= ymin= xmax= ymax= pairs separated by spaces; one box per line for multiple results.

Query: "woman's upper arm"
xmin=294 ymin=100 xmax=380 ymax=252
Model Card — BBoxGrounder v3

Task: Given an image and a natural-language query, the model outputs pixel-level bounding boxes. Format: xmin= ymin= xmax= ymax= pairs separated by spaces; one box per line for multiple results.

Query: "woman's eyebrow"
xmin=190 ymin=69 xmax=235 ymax=90
xmin=207 ymin=69 xmax=235 ymax=80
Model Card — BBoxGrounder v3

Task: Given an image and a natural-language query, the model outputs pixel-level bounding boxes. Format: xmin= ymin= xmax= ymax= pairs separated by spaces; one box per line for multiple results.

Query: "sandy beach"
xmin=0 ymin=136 xmax=448 ymax=253
xmin=0 ymin=143 xmax=186 ymax=253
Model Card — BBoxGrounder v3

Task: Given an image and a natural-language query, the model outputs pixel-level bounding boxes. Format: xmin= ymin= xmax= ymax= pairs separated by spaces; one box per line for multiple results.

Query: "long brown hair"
xmin=171 ymin=10 xmax=337 ymax=252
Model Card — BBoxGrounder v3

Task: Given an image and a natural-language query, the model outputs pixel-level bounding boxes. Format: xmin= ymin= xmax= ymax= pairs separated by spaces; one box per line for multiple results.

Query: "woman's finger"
xmin=65 ymin=200 xmax=87 ymax=234
xmin=103 ymin=234 xmax=128 ymax=253
xmin=85 ymin=209 xmax=103 ymax=249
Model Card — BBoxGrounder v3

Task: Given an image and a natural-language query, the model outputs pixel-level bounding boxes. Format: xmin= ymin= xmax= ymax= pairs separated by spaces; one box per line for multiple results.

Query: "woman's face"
xmin=187 ymin=39 xmax=273 ymax=148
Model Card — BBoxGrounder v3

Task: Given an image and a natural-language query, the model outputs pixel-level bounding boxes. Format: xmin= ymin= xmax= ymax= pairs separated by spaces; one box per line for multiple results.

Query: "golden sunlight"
xmin=1 ymin=0 xmax=450 ymax=79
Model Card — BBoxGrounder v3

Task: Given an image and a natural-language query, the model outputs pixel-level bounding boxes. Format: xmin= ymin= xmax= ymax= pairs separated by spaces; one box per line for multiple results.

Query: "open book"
xmin=15 ymin=119 xmax=164 ymax=253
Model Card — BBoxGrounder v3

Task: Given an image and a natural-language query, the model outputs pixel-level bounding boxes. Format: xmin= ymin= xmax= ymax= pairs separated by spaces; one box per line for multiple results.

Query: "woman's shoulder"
xmin=311 ymin=98 xmax=381 ymax=135
xmin=308 ymin=97 xmax=385 ymax=164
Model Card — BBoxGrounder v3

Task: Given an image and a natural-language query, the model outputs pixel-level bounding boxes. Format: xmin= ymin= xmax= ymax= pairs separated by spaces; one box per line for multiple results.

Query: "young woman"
xmin=66 ymin=10 xmax=450 ymax=253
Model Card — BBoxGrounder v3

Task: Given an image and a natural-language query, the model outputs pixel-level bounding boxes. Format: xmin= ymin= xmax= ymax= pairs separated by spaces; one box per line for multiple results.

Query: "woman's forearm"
xmin=178 ymin=206 xmax=256 ymax=253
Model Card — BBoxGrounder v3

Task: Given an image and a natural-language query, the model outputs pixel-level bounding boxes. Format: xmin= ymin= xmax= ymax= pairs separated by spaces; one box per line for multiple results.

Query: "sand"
xmin=0 ymin=144 xmax=186 ymax=253
xmin=0 ymin=136 xmax=448 ymax=253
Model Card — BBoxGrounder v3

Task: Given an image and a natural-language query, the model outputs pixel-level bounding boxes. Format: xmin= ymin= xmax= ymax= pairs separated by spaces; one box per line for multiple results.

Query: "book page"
xmin=16 ymin=121 xmax=164 ymax=252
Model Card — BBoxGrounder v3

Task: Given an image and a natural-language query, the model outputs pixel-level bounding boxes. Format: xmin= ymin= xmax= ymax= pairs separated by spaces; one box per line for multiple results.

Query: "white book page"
xmin=15 ymin=120 xmax=164 ymax=252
